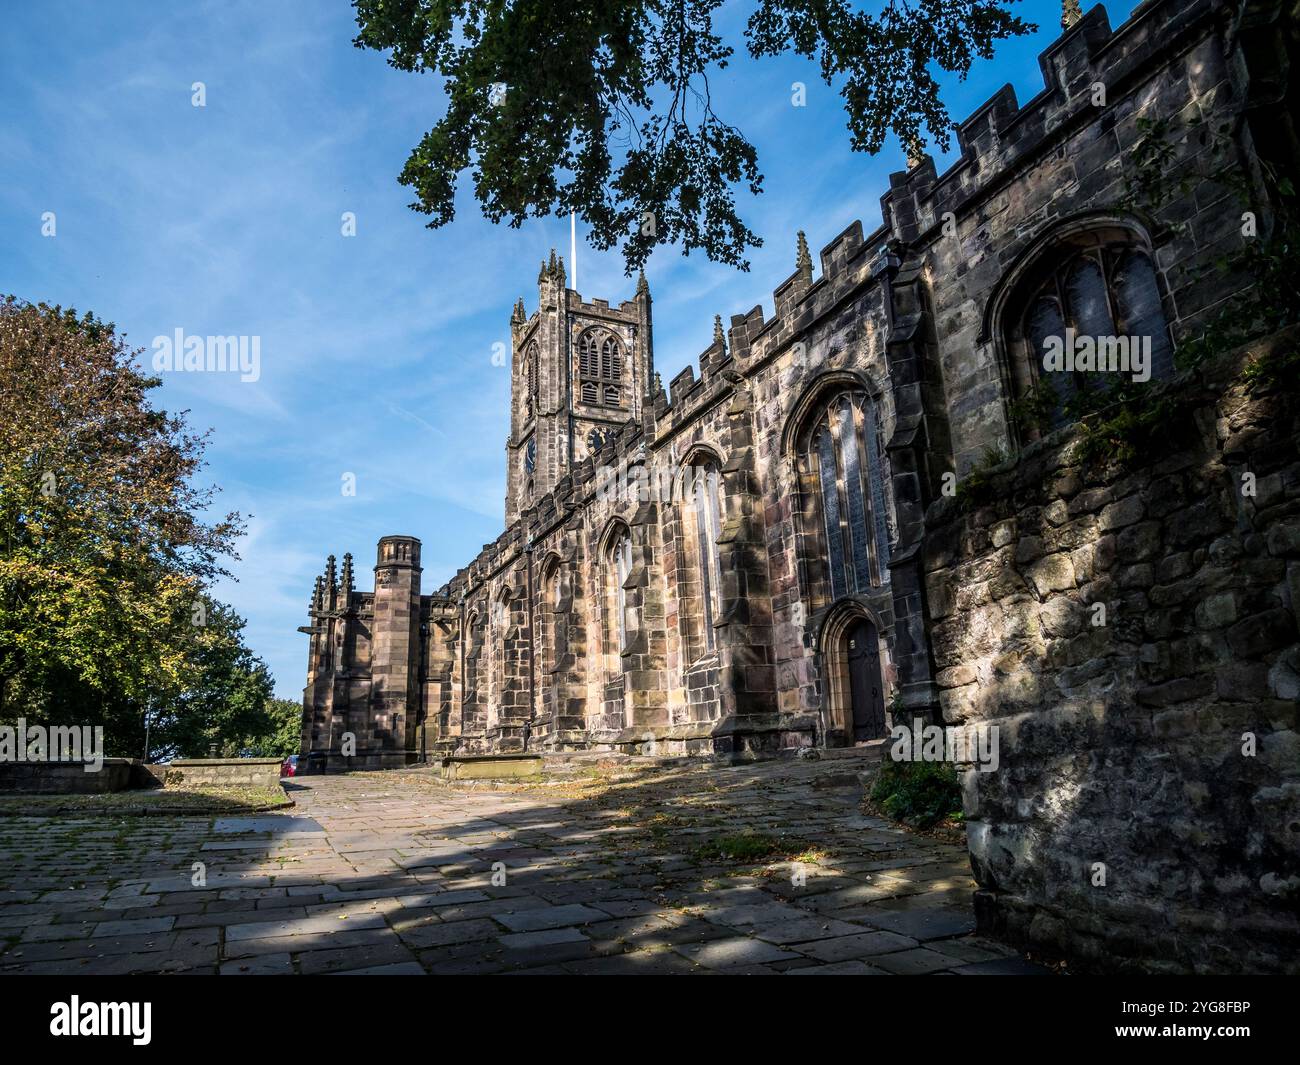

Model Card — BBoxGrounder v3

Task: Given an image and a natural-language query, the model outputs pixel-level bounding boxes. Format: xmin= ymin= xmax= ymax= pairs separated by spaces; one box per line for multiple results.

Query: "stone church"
xmin=300 ymin=0 xmax=1300 ymax=971
xmin=300 ymin=0 xmax=1291 ymax=771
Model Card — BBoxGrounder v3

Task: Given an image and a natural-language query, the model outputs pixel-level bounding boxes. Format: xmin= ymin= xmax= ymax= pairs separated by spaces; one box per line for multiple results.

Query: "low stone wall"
xmin=133 ymin=763 xmax=167 ymax=789
xmin=923 ymin=341 xmax=1299 ymax=973
xmin=165 ymin=758 xmax=283 ymax=789
xmin=441 ymin=754 xmax=542 ymax=780
xmin=0 ymin=758 xmax=137 ymax=794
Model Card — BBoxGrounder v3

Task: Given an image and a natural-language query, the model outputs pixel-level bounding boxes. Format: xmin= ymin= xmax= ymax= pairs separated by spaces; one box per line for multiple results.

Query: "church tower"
xmin=505 ymin=252 xmax=654 ymax=523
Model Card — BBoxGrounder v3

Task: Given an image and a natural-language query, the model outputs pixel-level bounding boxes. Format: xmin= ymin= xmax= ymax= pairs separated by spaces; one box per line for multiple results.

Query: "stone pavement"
xmin=0 ymin=754 xmax=1047 ymax=974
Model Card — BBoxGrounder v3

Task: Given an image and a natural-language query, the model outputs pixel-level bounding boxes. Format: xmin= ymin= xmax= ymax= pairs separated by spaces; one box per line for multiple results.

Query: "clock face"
xmin=587 ymin=429 xmax=604 ymax=453
xmin=524 ymin=438 xmax=536 ymax=473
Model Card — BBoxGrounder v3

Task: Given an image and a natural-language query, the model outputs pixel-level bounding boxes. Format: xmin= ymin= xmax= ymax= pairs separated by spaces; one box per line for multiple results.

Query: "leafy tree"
xmin=352 ymin=0 xmax=1033 ymax=270
xmin=0 ymin=296 xmax=244 ymax=752
xmin=145 ymin=603 xmax=282 ymax=761
xmin=243 ymin=698 xmax=306 ymax=760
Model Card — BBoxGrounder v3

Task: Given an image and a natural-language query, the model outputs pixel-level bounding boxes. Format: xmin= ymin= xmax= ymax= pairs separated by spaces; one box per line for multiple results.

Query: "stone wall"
xmin=924 ymin=336 xmax=1299 ymax=973
xmin=165 ymin=758 xmax=284 ymax=789
xmin=0 ymin=758 xmax=137 ymax=794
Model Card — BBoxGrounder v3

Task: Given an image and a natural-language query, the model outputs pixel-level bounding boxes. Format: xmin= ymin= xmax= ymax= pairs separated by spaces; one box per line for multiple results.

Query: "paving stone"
xmin=562 ymin=949 xmax=697 ymax=975
xmin=212 ymin=816 xmax=325 ymax=834
xmin=788 ymin=960 xmax=889 ymax=974
xmin=226 ymin=913 xmax=387 ymax=942
xmin=787 ymin=930 xmax=918 ymax=962
xmin=295 ymin=940 xmax=417 ymax=975
xmin=497 ymin=926 xmax=589 ymax=950
xmin=854 ymin=907 xmax=976 ymax=941
xmin=220 ymin=953 xmax=295 ymax=975
xmin=494 ymin=904 xmax=605 ymax=932
xmin=90 ymin=916 xmax=175 ymax=938
xmin=951 ymin=957 xmax=1054 ymax=975
xmin=394 ymin=917 xmax=500 ymax=949
xmin=868 ymin=948 xmax=958 ymax=975
xmin=19 ymin=922 xmax=95 ymax=943
xmin=673 ymin=937 xmax=802 ymax=969
xmin=746 ymin=915 xmax=867 ymax=945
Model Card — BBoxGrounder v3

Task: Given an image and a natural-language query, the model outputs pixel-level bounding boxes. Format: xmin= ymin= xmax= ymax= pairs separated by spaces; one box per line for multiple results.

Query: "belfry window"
xmin=1007 ymin=230 xmax=1173 ymax=430
xmin=578 ymin=329 xmax=623 ymax=407
xmin=525 ymin=341 xmax=539 ymax=419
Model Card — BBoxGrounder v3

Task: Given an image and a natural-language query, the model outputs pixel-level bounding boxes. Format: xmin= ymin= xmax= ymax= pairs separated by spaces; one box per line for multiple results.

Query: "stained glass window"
xmin=1017 ymin=240 xmax=1173 ymax=429
xmin=808 ymin=392 xmax=890 ymax=599
xmin=692 ymin=464 xmax=723 ymax=651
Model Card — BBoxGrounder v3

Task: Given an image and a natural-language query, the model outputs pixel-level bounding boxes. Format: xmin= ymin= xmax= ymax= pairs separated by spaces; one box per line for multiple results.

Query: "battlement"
xmin=565 ymin=290 xmax=643 ymax=319
xmin=887 ymin=0 xmax=1218 ymax=240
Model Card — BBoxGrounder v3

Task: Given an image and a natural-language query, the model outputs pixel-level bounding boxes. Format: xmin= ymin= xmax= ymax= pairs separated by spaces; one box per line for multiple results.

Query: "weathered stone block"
xmin=1099 ymin=495 xmax=1145 ymax=531
xmin=1226 ymin=609 xmax=1297 ymax=657
xmin=1027 ymin=554 xmax=1076 ymax=596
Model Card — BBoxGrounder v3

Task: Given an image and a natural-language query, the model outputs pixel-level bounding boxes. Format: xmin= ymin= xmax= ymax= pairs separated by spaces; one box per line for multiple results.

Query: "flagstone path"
xmin=0 ymin=754 xmax=1047 ymax=974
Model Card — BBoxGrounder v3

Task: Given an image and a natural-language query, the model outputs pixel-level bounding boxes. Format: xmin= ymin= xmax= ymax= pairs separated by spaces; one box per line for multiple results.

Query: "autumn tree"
xmin=352 ymin=0 xmax=1034 ymax=270
xmin=0 ymin=296 xmax=247 ymax=753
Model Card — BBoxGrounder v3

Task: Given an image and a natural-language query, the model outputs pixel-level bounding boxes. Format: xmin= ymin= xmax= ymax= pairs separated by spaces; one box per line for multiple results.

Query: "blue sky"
xmin=0 ymin=0 xmax=1137 ymax=697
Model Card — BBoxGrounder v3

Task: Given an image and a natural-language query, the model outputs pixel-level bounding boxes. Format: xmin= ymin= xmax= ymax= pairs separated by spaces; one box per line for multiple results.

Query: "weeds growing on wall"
xmin=954 ymin=446 xmax=1007 ymax=510
xmin=999 ymin=113 xmax=1300 ymax=473
xmin=1124 ymin=115 xmax=1300 ymax=379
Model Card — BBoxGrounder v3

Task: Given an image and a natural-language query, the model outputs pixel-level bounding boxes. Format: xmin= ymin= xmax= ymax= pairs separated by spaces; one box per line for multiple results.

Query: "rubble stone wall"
xmin=924 ymin=340 xmax=1300 ymax=973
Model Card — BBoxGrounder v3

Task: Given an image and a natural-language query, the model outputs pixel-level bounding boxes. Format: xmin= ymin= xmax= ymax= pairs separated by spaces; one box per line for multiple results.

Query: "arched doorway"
xmin=845 ymin=618 xmax=887 ymax=741
xmin=820 ymin=605 xmax=891 ymax=746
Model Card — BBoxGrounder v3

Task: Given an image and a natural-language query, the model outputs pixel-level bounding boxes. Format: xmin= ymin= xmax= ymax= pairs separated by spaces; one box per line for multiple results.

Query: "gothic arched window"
xmin=796 ymin=390 xmax=890 ymax=605
xmin=538 ymin=559 xmax=563 ymax=675
xmin=488 ymin=591 xmax=510 ymax=728
xmin=462 ymin=608 xmax=484 ymax=733
xmin=607 ymin=528 xmax=633 ymax=657
xmin=1006 ymin=228 xmax=1173 ymax=431
xmin=578 ymin=329 xmax=623 ymax=408
xmin=688 ymin=462 xmax=723 ymax=654
xmin=524 ymin=341 xmax=539 ymax=420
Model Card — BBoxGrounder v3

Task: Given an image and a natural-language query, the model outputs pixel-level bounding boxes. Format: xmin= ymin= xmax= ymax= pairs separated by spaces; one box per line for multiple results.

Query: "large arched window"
xmin=462 ymin=607 xmax=484 ymax=733
xmin=578 ymin=329 xmax=623 ymax=407
xmin=540 ymin=557 xmax=563 ymax=675
xmin=488 ymin=590 xmax=510 ymax=729
xmin=1005 ymin=227 xmax=1173 ymax=430
xmin=796 ymin=390 xmax=890 ymax=604
xmin=688 ymin=461 xmax=723 ymax=654
xmin=610 ymin=530 xmax=632 ymax=653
